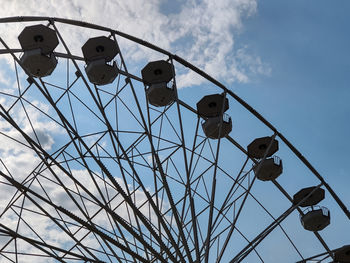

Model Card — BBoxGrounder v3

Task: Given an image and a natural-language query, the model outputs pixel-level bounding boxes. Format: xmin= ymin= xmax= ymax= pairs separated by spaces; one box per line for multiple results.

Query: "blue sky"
xmin=0 ymin=1 xmax=349 ymax=262
xmin=233 ymin=2 xmax=350 ymax=260
xmin=234 ymin=0 xmax=350 ymax=201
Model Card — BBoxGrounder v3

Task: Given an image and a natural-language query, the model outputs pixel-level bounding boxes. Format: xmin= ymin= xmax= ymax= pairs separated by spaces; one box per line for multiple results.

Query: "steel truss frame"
xmin=0 ymin=16 xmax=348 ymax=263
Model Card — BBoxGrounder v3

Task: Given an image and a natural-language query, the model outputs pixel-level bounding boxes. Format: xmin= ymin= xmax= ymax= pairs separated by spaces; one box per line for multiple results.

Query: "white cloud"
xmin=236 ymin=45 xmax=272 ymax=76
xmin=0 ymin=1 xmax=272 ymax=261
xmin=0 ymin=0 xmax=268 ymax=88
xmin=0 ymin=133 xmax=170 ymax=261
xmin=0 ymin=68 xmax=11 ymax=86
xmin=165 ymin=0 xmax=258 ymax=85
xmin=0 ymin=92 xmax=172 ymax=261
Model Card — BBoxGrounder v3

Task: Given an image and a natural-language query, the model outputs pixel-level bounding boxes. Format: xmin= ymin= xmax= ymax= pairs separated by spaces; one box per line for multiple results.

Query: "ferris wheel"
xmin=0 ymin=16 xmax=348 ymax=263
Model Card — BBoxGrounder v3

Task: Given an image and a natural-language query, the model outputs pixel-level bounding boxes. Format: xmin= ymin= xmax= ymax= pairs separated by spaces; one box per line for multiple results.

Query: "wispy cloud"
xmin=0 ymin=1 xmax=268 ymax=260
xmin=0 ymin=0 xmax=269 ymax=87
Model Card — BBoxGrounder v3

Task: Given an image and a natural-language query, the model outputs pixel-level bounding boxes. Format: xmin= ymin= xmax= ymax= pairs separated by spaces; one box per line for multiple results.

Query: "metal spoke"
xmin=0 ymin=16 xmax=347 ymax=263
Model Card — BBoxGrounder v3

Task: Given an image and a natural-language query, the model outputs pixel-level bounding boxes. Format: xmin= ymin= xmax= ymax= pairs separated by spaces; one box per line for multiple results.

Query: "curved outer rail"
xmin=0 ymin=15 xmax=348 ymax=221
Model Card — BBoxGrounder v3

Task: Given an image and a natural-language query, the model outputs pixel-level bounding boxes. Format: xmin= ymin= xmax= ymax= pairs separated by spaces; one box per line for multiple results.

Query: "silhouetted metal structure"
xmin=0 ymin=16 xmax=348 ymax=263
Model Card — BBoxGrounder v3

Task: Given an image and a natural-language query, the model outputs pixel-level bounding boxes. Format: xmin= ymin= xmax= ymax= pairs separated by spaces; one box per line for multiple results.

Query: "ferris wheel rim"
xmin=0 ymin=16 xmax=348 ymax=263
xmin=0 ymin=15 xmax=347 ymax=221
